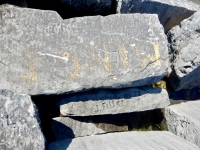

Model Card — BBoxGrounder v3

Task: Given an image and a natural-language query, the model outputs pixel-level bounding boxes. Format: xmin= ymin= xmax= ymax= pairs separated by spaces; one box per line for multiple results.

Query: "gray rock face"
xmin=58 ymin=87 xmax=169 ymax=116
xmin=0 ymin=89 xmax=45 ymax=150
xmin=116 ymin=0 xmax=200 ymax=32
xmin=60 ymin=0 xmax=112 ymax=15
xmin=165 ymin=100 xmax=200 ymax=147
xmin=47 ymin=131 xmax=200 ymax=150
xmin=168 ymin=11 xmax=200 ymax=91
xmin=0 ymin=5 xmax=168 ymax=95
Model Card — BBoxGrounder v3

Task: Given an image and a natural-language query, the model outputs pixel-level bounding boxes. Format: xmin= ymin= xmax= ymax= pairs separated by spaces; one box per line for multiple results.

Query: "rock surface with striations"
xmin=165 ymin=100 xmax=200 ymax=147
xmin=0 ymin=89 xmax=45 ymax=150
xmin=58 ymin=87 xmax=169 ymax=116
xmin=0 ymin=5 xmax=168 ymax=95
xmin=47 ymin=131 xmax=200 ymax=150
xmin=168 ymin=11 xmax=200 ymax=91
xmin=116 ymin=0 xmax=200 ymax=32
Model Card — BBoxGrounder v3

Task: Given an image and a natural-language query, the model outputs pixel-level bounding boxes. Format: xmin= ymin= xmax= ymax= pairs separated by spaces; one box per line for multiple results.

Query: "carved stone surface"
xmin=0 ymin=89 xmax=45 ymax=150
xmin=0 ymin=5 xmax=168 ymax=95
xmin=168 ymin=11 xmax=200 ymax=91
xmin=165 ymin=100 xmax=200 ymax=148
xmin=47 ymin=131 xmax=200 ymax=150
xmin=58 ymin=87 xmax=169 ymax=116
xmin=116 ymin=0 xmax=200 ymax=32
xmin=51 ymin=109 xmax=164 ymax=140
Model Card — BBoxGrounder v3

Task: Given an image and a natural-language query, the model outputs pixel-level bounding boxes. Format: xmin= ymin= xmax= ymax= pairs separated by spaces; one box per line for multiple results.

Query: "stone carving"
xmin=0 ymin=5 xmax=168 ymax=95
xmin=165 ymin=100 xmax=200 ymax=147
xmin=58 ymin=87 xmax=169 ymax=116
xmin=47 ymin=131 xmax=200 ymax=150
xmin=116 ymin=0 xmax=200 ymax=32
xmin=0 ymin=89 xmax=45 ymax=150
xmin=168 ymin=11 xmax=200 ymax=91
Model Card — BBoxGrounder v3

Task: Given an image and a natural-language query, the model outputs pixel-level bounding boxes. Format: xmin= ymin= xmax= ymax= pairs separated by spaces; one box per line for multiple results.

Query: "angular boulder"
xmin=165 ymin=100 xmax=200 ymax=147
xmin=47 ymin=131 xmax=200 ymax=150
xmin=0 ymin=89 xmax=45 ymax=150
xmin=0 ymin=5 xmax=168 ymax=95
xmin=116 ymin=0 xmax=200 ymax=32
xmin=58 ymin=87 xmax=169 ymax=116
xmin=51 ymin=109 xmax=164 ymax=140
xmin=168 ymin=11 xmax=200 ymax=91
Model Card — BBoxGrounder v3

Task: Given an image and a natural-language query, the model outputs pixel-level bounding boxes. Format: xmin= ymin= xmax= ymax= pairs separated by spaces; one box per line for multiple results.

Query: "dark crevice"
xmin=0 ymin=0 xmax=116 ymax=19
xmin=31 ymin=94 xmax=167 ymax=143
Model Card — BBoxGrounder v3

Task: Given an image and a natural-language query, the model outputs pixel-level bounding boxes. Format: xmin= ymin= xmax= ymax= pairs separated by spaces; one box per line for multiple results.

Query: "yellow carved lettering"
xmin=90 ymin=44 xmax=111 ymax=73
xmin=63 ymin=52 xmax=80 ymax=80
xmin=120 ymin=44 xmax=129 ymax=71
xmin=20 ymin=52 xmax=37 ymax=83
xmin=153 ymin=42 xmax=161 ymax=66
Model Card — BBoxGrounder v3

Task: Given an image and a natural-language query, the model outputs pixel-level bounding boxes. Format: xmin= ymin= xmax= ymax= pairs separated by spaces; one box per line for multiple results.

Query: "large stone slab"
xmin=47 ymin=131 xmax=200 ymax=150
xmin=58 ymin=87 xmax=169 ymax=116
xmin=116 ymin=0 xmax=200 ymax=32
xmin=0 ymin=89 xmax=45 ymax=150
xmin=0 ymin=5 xmax=168 ymax=95
xmin=168 ymin=11 xmax=200 ymax=91
xmin=165 ymin=100 xmax=200 ymax=147
xmin=51 ymin=109 xmax=164 ymax=140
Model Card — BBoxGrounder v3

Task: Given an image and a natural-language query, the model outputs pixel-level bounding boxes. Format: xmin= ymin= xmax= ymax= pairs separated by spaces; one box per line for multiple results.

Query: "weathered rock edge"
xmin=116 ymin=0 xmax=200 ymax=32
xmin=47 ymin=131 xmax=200 ymax=150
xmin=0 ymin=89 xmax=45 ymax=150
xmin=0 ymin=4 xmax=168 ymax=95
xmin=167 ymin=11 xmax=200 ymax=91
xmin=58 ymin=87 xmax=170 ymax=116
xmin=165 ymin=100 xmax=200 ymax=148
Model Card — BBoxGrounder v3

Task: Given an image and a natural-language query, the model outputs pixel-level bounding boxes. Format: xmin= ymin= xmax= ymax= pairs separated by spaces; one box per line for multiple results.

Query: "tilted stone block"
xmin=168 ymin=11 xmax=200 ymax=91
xmin=58 ymin=87 xmax=169 ymax=116
xmin=0 ymin=89 xmax=45 ymax=150
xmin=0 ymin=5 xmax=168 ymax=95
xmin=51 ymin=109 xmax=163 ymax=140
xmin=47 ymin=131 xmax=200 ymax=150
xmin=116 ymin=0 xmax=200 ymax=32
xmin=165 ymin=100 xmax=200 ymax=147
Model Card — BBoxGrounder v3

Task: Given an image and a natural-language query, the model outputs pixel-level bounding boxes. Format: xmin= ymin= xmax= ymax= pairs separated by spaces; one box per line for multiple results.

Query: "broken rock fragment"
xmin=168 ymin=11 xmax=200 ymax=91
xmin=165 ymin=100 xmax=200 ymax=147
xmin=116 ymin=0 xmax=200 ymax=32
xmin=0 ymin=89 xmax=45 ymax=150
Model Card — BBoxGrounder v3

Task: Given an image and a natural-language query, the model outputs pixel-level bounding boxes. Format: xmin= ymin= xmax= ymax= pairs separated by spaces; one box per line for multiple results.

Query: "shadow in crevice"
xmin=58 ymin=86 xmax=162 ymax=104
xmin=0 ymin=0 xmax=116 ymax=19
xmin=32 ymin=95 xmax=60 ymax=144
xmin=51 ymin=109 xmax=166 ymax=141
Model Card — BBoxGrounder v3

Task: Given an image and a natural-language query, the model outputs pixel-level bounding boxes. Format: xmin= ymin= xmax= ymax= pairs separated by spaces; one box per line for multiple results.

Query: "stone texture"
xmin=58 ymin=87 xmax=169 ymax=116
xmin=116 ymin=0 xmax=200 ymax=32
xmin=60 ymin=0 xmax=112 ymax=16
xmin=51 ymin=109 xmax=164 ymax=140
xmin=0 ymin=89 xmax=45 ymax=150
xmin=0 ymin=5 xmax=168 ymax=95
xmin=165 ymin=100 xmax=200 ymax=147
xmin=47 ymin=131 xmax=200 ymax=150
xmin=168 ymin=11 xmax=200 ymax=91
